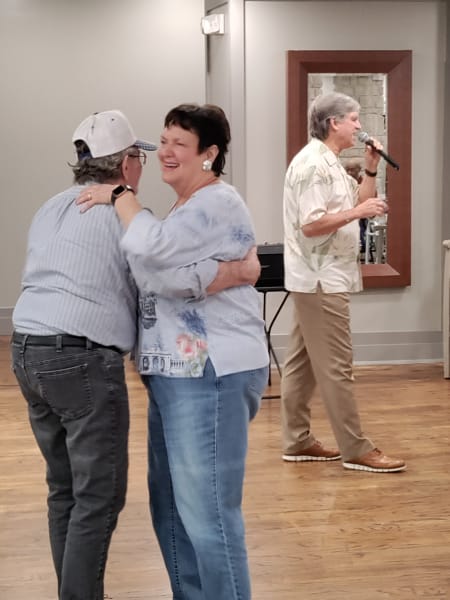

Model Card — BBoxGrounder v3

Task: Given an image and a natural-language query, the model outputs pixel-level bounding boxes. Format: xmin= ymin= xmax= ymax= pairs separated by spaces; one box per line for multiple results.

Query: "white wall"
xmin=0 ymin=0 xmax=447 ymax=362
xmin=0 ymin=0 xmax=205 ymax=326
xmin=244 ymin=0 xmax=446 ymax=361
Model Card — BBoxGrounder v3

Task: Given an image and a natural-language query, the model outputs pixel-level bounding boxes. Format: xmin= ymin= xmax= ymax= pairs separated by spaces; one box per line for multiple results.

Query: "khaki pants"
xmin=281 ymin=287 xmax=374 ymax=462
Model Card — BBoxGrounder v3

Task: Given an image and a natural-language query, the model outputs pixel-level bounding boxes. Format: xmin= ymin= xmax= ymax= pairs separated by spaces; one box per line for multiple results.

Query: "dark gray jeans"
xmin=11 ymin=338 xmax=129 ymax=600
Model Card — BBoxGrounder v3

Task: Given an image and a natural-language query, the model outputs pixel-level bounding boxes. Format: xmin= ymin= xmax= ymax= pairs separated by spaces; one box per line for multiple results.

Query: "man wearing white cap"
xmin=10 ymin=109 xmax=259 ymax=600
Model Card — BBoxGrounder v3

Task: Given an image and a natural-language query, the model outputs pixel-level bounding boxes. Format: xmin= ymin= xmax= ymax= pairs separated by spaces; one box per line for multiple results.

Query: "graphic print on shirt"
xmin=230 ymin=225 xmax=254 ymax=248
xmin=138 ymin=293 xmax=208 ymax=377
xmin=140 ymin=293 xmax=157 ymax=329
xmin=175 ymin=308 xmax=208 ymax=377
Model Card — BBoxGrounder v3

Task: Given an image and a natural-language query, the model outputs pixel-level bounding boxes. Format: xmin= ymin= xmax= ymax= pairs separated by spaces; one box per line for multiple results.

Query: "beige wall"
xmin=242 ymin=0 xmax=447 ymax=362
xmin=1 ymin=0 xmax=448 ymax=363
xmin=0 ymin=0 xmax=205 ymax=329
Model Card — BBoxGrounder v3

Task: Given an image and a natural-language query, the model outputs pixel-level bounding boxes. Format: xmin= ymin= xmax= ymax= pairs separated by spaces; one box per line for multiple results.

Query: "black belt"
xmin=12 ymin=331 xmax=123 ymax=355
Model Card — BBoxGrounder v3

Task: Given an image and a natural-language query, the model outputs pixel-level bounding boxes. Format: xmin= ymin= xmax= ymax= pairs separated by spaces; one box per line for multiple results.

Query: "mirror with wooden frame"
xmin=286 ymin=50 xmax=412 ymax=288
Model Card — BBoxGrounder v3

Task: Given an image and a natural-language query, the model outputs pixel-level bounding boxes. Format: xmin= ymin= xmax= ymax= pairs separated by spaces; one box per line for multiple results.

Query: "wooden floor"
xmin=1 ymin=335 xmax=450 ymax=599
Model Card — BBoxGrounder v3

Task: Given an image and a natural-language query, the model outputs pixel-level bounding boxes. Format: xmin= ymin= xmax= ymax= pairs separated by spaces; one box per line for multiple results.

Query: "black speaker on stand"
xmin=255 ymin=243 xmax=290 ymax=398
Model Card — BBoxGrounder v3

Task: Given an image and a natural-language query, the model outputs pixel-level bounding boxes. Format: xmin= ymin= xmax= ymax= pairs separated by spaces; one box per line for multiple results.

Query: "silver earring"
xmin=202 ymin=159 xmax=212 ymax=172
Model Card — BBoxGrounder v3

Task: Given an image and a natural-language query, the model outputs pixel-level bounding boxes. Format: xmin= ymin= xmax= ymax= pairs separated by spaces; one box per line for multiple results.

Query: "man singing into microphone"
xmin=281 ymin=91 xmax=406 ymax=473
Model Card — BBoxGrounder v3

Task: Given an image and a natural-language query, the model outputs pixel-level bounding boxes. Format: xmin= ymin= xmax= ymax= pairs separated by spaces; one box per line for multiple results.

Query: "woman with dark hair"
xmin=77 ymin=103 xmax=269 ymax=600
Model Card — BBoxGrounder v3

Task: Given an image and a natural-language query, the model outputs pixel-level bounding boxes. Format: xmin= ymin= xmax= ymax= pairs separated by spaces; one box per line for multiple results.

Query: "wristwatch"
xmin=111 ymin=184 xmax=134 ymax=206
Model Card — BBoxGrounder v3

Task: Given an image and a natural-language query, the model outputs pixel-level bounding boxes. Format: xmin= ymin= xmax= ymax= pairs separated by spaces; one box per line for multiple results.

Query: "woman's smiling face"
xmin=158 ymin=125 xmax=206 ymax=190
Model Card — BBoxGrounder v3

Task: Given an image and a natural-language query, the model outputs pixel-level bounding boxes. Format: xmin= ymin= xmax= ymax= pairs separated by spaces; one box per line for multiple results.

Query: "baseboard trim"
xmin=1 ymin=305 xmax=443 ymax=365
xmin=0 ymin=308 xmax=13 ymax=336
xmin=270 ymin=330 xmax=443 ymax=366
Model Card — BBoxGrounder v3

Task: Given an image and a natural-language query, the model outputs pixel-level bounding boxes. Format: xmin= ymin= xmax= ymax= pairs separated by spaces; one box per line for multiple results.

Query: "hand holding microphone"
xmin=358 ymin=131 xmax=400 ymax=170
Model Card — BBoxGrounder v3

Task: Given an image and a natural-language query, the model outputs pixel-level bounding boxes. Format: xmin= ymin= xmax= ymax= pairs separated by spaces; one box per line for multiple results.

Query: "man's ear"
xmin=121 ymin=155 xmax=131 ymax=183
xmin=328 ymin=117 xmax=338 ymax=132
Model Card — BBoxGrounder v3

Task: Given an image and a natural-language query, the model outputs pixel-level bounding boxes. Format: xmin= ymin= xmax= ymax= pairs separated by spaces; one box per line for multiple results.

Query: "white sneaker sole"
xmin=342 ymin=461 xmax=406 ymax=473
xmin=283 ymin=454 xmax=341 ymax=462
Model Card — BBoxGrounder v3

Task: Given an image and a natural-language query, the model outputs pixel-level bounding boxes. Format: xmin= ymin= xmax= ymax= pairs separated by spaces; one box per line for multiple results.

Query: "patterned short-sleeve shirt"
xmin=283 ymin=138 xmax=362 ymax=293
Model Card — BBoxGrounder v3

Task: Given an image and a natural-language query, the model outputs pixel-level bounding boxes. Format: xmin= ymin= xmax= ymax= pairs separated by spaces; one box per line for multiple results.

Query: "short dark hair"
xmin=163 ymin=103 xmax=231 ymax=176
xmin=70 ymin=141 xmax=136 ymax=184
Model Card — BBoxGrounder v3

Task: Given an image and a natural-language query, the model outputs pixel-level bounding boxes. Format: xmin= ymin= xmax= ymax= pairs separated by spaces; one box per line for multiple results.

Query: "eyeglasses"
xmin=128 ymin=152 xmax=147 ymax=166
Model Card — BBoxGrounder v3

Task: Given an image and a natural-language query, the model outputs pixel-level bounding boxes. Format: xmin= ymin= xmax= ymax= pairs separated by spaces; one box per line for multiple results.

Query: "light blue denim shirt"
xmin=122 ymin=181 xmax=269 ymax=377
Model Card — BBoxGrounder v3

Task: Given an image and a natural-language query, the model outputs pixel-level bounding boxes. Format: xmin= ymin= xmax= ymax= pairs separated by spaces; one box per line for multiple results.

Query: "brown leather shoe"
xmin=282 ymin=440 xmax=341 ymax=462
xmin=343 ymin=448 xmax=406 ymax=473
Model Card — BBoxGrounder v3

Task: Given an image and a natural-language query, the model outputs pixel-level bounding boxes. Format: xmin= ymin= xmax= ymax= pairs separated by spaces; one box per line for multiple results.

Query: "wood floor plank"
xmin=1 ymin=336 xmax=449 ymax=599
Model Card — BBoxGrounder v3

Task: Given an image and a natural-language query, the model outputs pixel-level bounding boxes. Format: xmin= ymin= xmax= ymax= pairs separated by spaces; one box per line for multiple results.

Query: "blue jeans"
xmin=11 ymin=338 xmax=129 ymax=600
xmin=143 ymin=359 xmax=268 ymax=600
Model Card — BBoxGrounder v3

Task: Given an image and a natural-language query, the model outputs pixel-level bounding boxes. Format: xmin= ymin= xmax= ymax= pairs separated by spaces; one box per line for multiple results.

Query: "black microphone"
xmin=358 ymin=131 xmax=400 ymax=171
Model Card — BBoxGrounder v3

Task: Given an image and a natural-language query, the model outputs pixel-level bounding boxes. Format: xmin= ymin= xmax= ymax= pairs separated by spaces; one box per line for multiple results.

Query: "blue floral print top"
xmin=122 ymin=181 xmax=269 ymax=377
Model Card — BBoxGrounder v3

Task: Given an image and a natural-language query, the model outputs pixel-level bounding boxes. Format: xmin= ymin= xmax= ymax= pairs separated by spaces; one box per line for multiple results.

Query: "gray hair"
xmin=309 ymin=92 xmax=360 ymax=141
xmin=71 ymin=141 xmax=135 ymax=184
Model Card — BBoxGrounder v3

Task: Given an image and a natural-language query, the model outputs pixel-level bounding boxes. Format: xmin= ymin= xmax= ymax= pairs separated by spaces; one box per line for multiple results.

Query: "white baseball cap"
xmin=72 ymin=109 xmax=157 ymax=158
